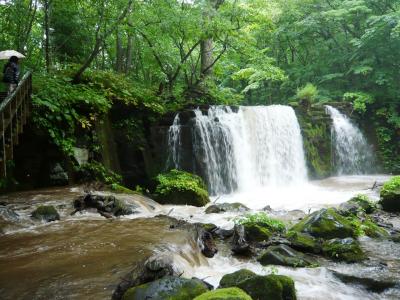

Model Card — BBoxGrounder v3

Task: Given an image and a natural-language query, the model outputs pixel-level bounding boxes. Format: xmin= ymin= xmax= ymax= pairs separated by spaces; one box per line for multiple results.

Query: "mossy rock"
xmin=236 ymin=275 xmax=297 ymax=300
xmin=380 ymin=176 xmax=400 ymax=212
xmin=155 ymin=170 xmax=210 ymax=207
xmin=121 ymin=276 xmax=209 ymax=300
xmin=257 ymin=244 xmax=318 ymax=268
xmin=290 ymin=208 xmax=355 ymax=239
xmin=219 ymin=269 xmax=257 ymax=288
xmin=205 ymin=203 xmax=249 ymax=214
xmin=349 ymin=194 xmax=376 ymax=214
xmin=322 ymin=238 xmax=366 ymax=263
xmin=286 ymin=231 xmax=321 ymax=253
xmin=31 ymin=205 xmax=60 ymax=222
xmin=194 ymin=288 xmax=252 ymax=300
xmin=360 ymin=220 xmax=389 ymax=238
xmin=243 ymin=223 xmax=272 ymax=242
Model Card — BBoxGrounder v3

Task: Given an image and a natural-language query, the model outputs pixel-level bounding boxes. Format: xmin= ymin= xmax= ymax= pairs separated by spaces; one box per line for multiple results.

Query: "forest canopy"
xmin=0 ymin=0 xmax=399 ymax=174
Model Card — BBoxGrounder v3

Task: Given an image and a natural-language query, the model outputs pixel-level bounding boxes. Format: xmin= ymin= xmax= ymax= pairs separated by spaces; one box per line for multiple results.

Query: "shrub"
xmin=381 ymin=176 xmax=400 ymax=197
xmin=235 ymin=212 xmax=286 ymax=233
xmin=296 ymin=83 xmax=318 ymax=103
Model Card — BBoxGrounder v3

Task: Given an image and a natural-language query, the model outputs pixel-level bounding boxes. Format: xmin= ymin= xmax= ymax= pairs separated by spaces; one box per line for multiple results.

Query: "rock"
xmin=243 ymin=223 xmax=272 ymax=242
xmin=332 ymin=271 xmax=397 ymax=293
xmin=231 ymin=225 xmax=251 ymax=255
xmin=360 ymin=219 xmax=389 ymax=238
xmin=380 ymin=176 xmax=400 ymax=212
xmin=219 ymin=269 xmax=257 ymax=288
xmin=73 ymin=193 xmax=135 ymax=217
xmin=112 ymin=253 xmax=182 ymax=300
xmin=290 ymin=208 xmax=355 ymax=239
xmin=201 ymin=231 xmax=218 ymax=258
xmin=257 ymin=244 xmax=317 ymax=267
xmin=205 ymin=203 xmax=249 ymax=214
xmin=121 ymin=276 xmax=209 ymax=300
xmin=194 ymin=287 xmax=252 ymax=300
xmin=236 ymin=275 xmax=296 ymax=300
xmin=322 ymin=238 xmax=366 ymax=263
xmin=286 ymin=231 xmax=321 ymax=253
xmin=338 ymin=194 xmax=376 ymax=216
xmin=49 ymin=163 xmax=68 ymax=185
xmin=31 ymin=205 xmax=60 ymax=222
xmin=390 ymin=233 xmax=400 ymax=243
xmin=214 ymin=228 xmax=234 ymax=239
xmin=199 ymin=223 xmax=218 ymax=233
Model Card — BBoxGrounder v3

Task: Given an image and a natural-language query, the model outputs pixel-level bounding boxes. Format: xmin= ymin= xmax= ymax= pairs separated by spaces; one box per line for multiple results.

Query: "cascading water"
xmin=169 ymin=105 xmax=308 ymax=195
xmin=166 ymin=113 xmax=182 ymax=169
xmin=325 ymin=105 xmax=375 ymax=175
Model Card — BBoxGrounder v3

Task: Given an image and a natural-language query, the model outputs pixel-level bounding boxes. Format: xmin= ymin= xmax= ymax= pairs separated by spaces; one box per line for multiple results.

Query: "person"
xmin=2 ymin=56 xmax=20 ymax=95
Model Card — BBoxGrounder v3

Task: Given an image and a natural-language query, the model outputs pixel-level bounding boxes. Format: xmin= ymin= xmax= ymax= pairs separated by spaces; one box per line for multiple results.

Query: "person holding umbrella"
xmin=0 ymin=50 xmax=25 ymax=96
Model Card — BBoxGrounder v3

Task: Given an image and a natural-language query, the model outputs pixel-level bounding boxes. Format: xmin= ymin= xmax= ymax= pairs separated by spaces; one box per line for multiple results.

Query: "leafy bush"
xmin=343 ymin=92 xmax=374 ymax=114
xmin=381 ymin=176 xmax=400 ymax=197
xmin=235 ymin=212 xmax=286 ymax=233
xmin=76 ymin=161 xmax=122 ymax=185
xmin=155 ymin=169 xmax=208 ymax=197
xmin=296 ymin=83 xmax=318 ymax=103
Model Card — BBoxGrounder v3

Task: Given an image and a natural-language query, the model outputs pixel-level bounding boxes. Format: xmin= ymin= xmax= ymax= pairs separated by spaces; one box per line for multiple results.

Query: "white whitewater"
xmin=325 ymin=105 xmax=374 ymax=175
xmin=166 ymin=113 xmax=181 ymax=169
xmin=191 ymin=105 xmax=307 ymax=195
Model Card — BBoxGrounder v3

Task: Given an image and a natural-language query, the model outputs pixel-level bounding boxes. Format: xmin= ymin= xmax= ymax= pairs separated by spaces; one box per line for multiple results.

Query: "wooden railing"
xmin=0 ymin=72 xmax=32 ymax=178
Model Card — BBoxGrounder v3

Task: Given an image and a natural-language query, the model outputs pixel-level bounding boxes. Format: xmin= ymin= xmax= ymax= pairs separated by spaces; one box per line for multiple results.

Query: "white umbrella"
xmin=0 ymin=50 xmax=26 ymax=60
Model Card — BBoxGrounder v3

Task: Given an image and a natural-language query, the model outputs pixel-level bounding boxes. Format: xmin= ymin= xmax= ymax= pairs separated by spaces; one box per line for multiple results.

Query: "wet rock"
xmin=390 ymin=233 xmax=400 ymax=243
xmin=360 ymin=219 xmax=390 ymax=238
xmin=199 ymin=223 xmax=218 ymax=233
xmin=243 ymin=223 xmax=272 ymax=242
xmin=338 ymin=194 xmax=376 ymax=216
xmin=205 ymin=203 xmax=249 ymax=214
xmin=73 ymin=193 xmax=136 ymax=217
xmin=258 ymin=236 xmax=291 ymax=248
xmin=121 ymin=276 xmax=209 ymax=300
xmin=219 ymin=269 xmax=257 ymax=288
xmin=257 ymin=244 xmax=317 ymax=267
xmin=231 ymin=225 xmax=251 ymax=255
xmin=201 ymin=231 xmax=218 ymax=258
xmin=194 ymin=287 xmax=252 ymax=300
xmin=290 ymin=208 xmax=355 ymax=239
xmin=236 ymin=274 xmax=297 ymax=300
xmin=322 ymin=238 xmax=366 ymax=263
xmin=214 ymin=228 xmax=234 ymax=239
xmin=286 ymin=231 xmax=321 ymax=253
xmin=112 ymin=253 xmax=183 ymax=300
xmin=332 ymin=271 xmax=397 ymax=293
xmin=380 ymin=176 xmax=400 ymax=212
xmin=31 ymin=205 xmax=60 ymax=222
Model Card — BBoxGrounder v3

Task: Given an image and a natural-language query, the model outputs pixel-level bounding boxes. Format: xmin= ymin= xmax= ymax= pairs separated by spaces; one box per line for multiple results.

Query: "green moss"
xmin=291 ymin=208 xmax=355 ymax=239
xmin=243 ymin=223 xmax=272 ymax=242
xmin=155 ymin=170 xmax=210 ymax=207
xmin=109 ymin=183 xmax=140 ymax=195
xmin=257 ymin=244 xmax=318 ymax=267
xmin=122 ymin=276 xmax=208 ymax=300
xmin=322 ymin=238 xmax=366 ymax=263
xmin=236 ymin=275 xmax=297 ymax=300
xmin=193 ymin=288 xmax=252 ymax=300
xmin=349 ymin=194 xmax=377 ymax=214
xmin=31 ymin=205 xmax=60 ymax=222
xmin=380 ymin=176 xmax=400 ymax=212
xmin=286 ymin=231 xmax=321 ymax=253
xmin=235 ymin=212 xmax=286 ymax=233
xmin=219 ymin=269 xmax=257 ymax=288
xmin=360 ymin=219 xmax=389 ymax=238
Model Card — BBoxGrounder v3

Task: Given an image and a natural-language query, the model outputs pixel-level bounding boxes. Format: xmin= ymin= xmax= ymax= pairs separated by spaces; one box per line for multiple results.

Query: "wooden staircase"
xmin=0 ymin=72 xmax=32 ymax=178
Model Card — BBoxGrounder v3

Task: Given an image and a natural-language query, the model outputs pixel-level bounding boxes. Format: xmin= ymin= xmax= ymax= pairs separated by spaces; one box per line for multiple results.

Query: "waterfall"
xmin=166 ymin=114 xmax=182 ymax=169
xmin=169 ymin=105 xmax=308 ymax=195
xmin=325 ymin=105 xmax=374 ymax=175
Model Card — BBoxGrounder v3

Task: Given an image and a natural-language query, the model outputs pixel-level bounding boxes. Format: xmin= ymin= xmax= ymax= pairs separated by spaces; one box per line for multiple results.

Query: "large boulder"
xmin=231 ymin=225 xmax=251 ymax=255
xmin=205 ymin=203 xmax=249 ymax=214
xmin=290 ymin=208 xmax=355 ymax=239
xmin=257 ymin=244 xmax=317 ymax=267
xmin=219 ymin=269 xmax=257 ymax=288
xmin=236 ymin=274 xmax=296 ymax=300
xmin=155 ymin=170 xmax=210 ymax=207
xmin=121 ymin=276 xmax=209 ymax=300
xmin=322 ymin=238 xmax=366 ymax=263
xmin=31 ymin=205 xmax=60 ymax=222
xmin=380 ymin=176 xmax=400 ymax=212
xmin=243 ymin=223 xmax=272 ymax=242
xmin=338 ymin=194 xmax=376 ymax=216
xmin=286 ymin=231 xmax=321 ymax=253
xmin=194 ymin=288 xmax=252 ymax=300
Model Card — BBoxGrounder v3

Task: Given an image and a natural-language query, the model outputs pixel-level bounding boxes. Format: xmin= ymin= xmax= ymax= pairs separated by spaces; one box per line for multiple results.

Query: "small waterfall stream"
xmin=166 ymin=113 xmax=182 ymax=169
xmin=168 ymin=105 xmax=308 ymax=195
xmin=325 ymin=105 xmax=375 ymax=175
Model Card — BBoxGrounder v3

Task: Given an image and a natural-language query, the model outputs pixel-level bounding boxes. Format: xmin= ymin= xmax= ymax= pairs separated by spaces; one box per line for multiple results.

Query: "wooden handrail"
xmin=0 ymin=71 xmax=32 ymax=178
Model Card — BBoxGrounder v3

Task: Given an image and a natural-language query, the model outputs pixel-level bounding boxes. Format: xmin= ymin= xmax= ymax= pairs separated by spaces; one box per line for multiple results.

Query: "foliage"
xmin=296 ymin=83 xmax=318 ymax=103
xmin=381 ymin=176 xmax=400 ymax=197
xmin=155 ymin=169 xmax=208 ymax=197
xmin=343 ymin=92 xmax=374 ymax=114
xmin=235 ymin=212 xmax=286 ymax=233
xmin=76 ymin=162 xmax=122 ymax=185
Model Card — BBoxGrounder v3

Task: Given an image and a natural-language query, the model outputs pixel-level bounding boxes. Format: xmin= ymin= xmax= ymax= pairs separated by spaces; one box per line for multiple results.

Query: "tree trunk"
xmin=115 ymin=29 xmax=123 ymax=72
xmin=44 ymin=0 xmax=51 ymax=72
xmin=125 ymin=33 xmax=133 ymax=74
xmin=200 ymin=39 xmax=213 ymax=79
